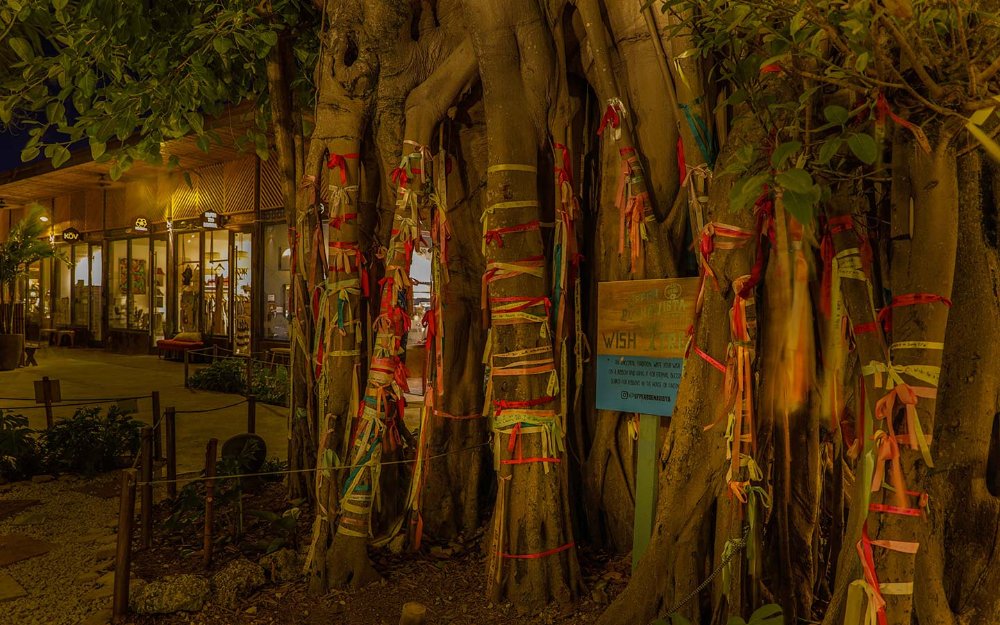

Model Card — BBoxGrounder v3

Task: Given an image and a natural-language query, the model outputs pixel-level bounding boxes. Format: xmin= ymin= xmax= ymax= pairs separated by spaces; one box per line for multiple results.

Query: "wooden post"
xmin=140 ymin=426 xmax=153 ymax=549
xmin=399 ymin=602 xmax=427 ymax=625
xmin=632 ymin=413 xmax=659 ymax=570
xmin=42 ymin=376 xmax=53 ymax=429
xmin=244 ymin=355 xmax=252 ymax=396
xmin=212 ymin=343 xmax=218 ymax=362
xmin=183 ymin=349 xmax=190 ymax=388
xmin=246 ymin=395 xmax=256 ymax=434
xmin=165 ymin=407 xmax=177 ymax=500
xmin=203 ymin=438 xmax=219 ymax=568
xmin=151 ymin=391 xmax=162 ymax=461
xmin=112 ymin=469 xmax=137 ymax=624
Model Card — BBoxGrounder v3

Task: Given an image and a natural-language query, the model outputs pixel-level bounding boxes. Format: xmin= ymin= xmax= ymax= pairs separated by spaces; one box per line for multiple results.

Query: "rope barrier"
xmin=174 ymin=399 xmax=248 ymax=415
xmin=0 ymin=395 xmax=154 ymax=411
xmin=136 ymin=440 xmax=491 ymax=487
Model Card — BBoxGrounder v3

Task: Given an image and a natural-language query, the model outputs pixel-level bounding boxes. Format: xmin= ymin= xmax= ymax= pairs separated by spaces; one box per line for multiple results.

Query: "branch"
xmin=880 ymin=15 xmax=943 ymax=101
xmin=976 ymin=55 xmax=1000 ymax=85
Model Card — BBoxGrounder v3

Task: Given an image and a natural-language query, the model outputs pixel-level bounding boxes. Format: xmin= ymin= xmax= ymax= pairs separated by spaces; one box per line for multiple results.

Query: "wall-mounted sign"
xmin=134 ymin=216 xmax=149 ymax=233
xmin=595 ymin=277 xmax=699 ymax=417
xmin=201 ymin=210 xmax=220 ymax=229
xmin=61 ymin=228 xmax=81 ymax=243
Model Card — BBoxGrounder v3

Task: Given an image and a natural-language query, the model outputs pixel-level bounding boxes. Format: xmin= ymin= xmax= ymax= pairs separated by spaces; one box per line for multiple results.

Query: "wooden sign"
xmin=33 ymin=378 xmax=61 ymax=404
xmin=595 ymin=277 xmax=699 ymax=417
xmin=595 ymin=277 xmax=699 ymax=571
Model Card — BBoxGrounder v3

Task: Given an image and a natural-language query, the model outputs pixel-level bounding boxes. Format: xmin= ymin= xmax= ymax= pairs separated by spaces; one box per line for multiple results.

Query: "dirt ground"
xmin=132 ymin=480 xmax=629 ymax=625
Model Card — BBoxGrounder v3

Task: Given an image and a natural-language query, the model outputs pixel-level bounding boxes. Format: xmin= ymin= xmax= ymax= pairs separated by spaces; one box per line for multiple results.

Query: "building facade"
xmin=1 ymin=152 xmax=292 ymax=356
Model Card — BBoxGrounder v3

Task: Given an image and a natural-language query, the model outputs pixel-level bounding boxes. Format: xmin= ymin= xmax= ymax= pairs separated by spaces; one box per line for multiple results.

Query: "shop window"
xmin=25 ymin=261 xmax=44 ymax=333
xmin=55 ymin=245 xmax=71 ymax=326
xmin=90 ymin=245 xmax=103 ymax=341
xmin=152 ymin=239 xmax=167 ymax=340
xmin=39 ymin=257 xmax=53 ymax=330
xmin=204 ymin=230 xmax=229 ymax=336
xmin=72 ymin=245 xmax=90 ymax=327
xmin=177 ymin=232 xmax=201 ymax=334
xmin=130 ymin=239 xmax=150 ymax=331
xmin=263 ymin=223 xmax=290 ymax=341
xmin=234 ymin=232 xmax=252 ymax=354
xmin=109 ymin=239 xmax=129 ymax=329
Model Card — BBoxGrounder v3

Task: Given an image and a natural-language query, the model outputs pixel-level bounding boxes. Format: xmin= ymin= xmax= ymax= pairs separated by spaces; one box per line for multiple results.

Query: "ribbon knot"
xmin=326 ymin=152 xmax=358 ymax=185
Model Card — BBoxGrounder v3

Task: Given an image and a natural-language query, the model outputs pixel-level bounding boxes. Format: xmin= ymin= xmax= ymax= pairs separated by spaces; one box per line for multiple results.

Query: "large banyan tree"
xmin=4 ymin=0 xmax=1000 ymax=623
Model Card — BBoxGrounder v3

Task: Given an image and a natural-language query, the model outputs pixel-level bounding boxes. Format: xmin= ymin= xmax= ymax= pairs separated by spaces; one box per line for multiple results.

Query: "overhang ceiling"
xmin=0 ymin=107 xmax=258 ymax=210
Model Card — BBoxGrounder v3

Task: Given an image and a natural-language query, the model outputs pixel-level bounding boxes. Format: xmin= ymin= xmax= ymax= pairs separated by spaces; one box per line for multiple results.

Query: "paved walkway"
xmin=0 ymin=347 xmax=287 ymax=474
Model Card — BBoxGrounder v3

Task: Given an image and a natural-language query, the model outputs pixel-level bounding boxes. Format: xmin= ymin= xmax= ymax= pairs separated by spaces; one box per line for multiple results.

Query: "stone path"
xmin=0 ymin=475 xmax=121 ymax=625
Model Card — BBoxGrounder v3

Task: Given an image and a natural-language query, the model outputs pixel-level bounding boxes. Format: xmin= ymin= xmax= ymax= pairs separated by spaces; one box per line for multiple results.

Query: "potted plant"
xmin=0 ymin=204 xmax=66 ymax=371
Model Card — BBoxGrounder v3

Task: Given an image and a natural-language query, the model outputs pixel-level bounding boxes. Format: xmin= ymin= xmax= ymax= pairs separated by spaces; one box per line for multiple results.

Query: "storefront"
xmin=6 ymin=154 xmax=293 ymax=356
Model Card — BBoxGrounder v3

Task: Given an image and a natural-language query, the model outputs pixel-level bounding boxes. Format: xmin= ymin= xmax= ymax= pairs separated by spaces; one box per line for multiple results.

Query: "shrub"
xmin=188 ymin=358 xmax=246 ymax=394
xmin=0 ymin=410 xmax=43 ymax=481
xmin=188 ymin=359 xmax=288 ymax=406
xmin=42 ymin=406 xmax=143 ymax=475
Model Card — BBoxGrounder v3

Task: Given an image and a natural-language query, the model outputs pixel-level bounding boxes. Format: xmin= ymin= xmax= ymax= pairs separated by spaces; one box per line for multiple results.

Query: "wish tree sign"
xmin=596 ymin=277 xmax=700 ymax=571
xmin=595 ymin=277 xmax=699 ymax=417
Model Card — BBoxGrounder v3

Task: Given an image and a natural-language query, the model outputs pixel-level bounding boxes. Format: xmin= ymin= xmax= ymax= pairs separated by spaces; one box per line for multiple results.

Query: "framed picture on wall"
xmin=131 ymin=259 xmax=147 ymax=295
xmin=118 ymin=258 xmax=129 ymax=294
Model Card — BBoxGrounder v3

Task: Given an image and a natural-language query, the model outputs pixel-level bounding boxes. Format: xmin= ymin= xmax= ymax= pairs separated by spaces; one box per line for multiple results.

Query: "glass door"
xmin=71 ymin=245 xmax=90 ymax=329
xmin=176 ymin=232 xmax=202 ymax=334
xmin=262 ymin=223 xmax=290 ymax=342
xmin=204 ymin=230 xmax=229 ymax=338
xmin=151 ymin=237 xmax=167 ymax=341
xmin=90 ymin=244 xmax=103 ymax=341
xmin=54 ymin=244 xmax=71 ymax=327
xmin=233 ymin=231 xmax=252 ymax=355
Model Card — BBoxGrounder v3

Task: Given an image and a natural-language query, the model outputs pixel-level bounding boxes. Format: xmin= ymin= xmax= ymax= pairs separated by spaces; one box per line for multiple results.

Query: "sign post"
xmin=595 ymin=277 xmax=699 ymax=570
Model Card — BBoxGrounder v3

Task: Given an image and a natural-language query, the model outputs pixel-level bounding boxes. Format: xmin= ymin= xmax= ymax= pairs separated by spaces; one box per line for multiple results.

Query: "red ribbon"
xmin=875 ymin=92 xmax=931 ymax=153
xmin=597 ymin=104 xmax=620 ymax=137
xmin=737 ymin=190 xmax=775 ymax=299
xmin=819 ymin=215 xmax=856 ymax=317
xmin=677 ymin=136 xmax=687 ymax=185
xmin=502 ymin=541 xmax=575 ymax=559
xmin=554 ymin=142 xmax=573 ymax=186
xmin=494 ymin=395 xmax=555 ymax=414
xmin=326 ymin=152 xmax=359 ymax=185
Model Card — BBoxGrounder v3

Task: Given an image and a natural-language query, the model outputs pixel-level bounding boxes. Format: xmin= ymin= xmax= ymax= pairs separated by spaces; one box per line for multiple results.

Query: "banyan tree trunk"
xmin=463 ymin=0 xmax=583 ymax=609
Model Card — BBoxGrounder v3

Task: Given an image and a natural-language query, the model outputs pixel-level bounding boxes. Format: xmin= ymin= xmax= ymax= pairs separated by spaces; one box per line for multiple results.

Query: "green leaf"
xmin=46 ymin=102 xmax=66 ymax=124
xmin=8 ymin=37 xmax=33 ymax=61
xmin=748 ymin=604 xmax=785 ymax=625
xmin=775 ymin=168 xmax=813 ymax=194
xmin=783 ymin=188 xmax=819 ymax=225
xmin=728 ymin=173 xmax=769 ymax=213
xmin=817 ymin=138 xmax=842 ymax=165
xmin=259 ymin=30 xmax=278 ymax=47
xmin=213 ymin=37 xmax=233 ymax=55
xmin=196 ymin=134 xmax=210 ymax=153
xmin=668 ymin=614 xmax=693 ymax=625
xmin=53 ymin=0 xmax=69 ymax=10
xmin=51 ymin=145 xmax=71 ymax=168
xmin=0 ymin=104 xmax=12 ymax=125
xmin=20 ymin=146 xmax=40 ymax=162
xmin=847 ymin=133 xmax=878 ymax=164
xmin=823 ymin=105 xmax=849 ymax=125
xmin=89 ymin=138 xmax=106 ymax=160
xmin=726 ymin=617 xmax=748 ymax=625
xmin=770 ymin=141 xmax=801 ymax=169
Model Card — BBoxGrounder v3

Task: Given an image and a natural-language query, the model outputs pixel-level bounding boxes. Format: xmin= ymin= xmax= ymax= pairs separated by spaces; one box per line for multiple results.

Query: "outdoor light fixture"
xmin=39 ymin=215 xmax=49 ymax=222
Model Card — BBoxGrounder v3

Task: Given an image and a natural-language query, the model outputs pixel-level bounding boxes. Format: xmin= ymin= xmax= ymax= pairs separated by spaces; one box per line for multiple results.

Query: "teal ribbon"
xmin=679 ymin=103 xmax=716 ymax=166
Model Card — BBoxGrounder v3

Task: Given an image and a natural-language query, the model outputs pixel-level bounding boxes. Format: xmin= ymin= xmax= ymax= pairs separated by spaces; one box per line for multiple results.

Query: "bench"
xmin=156 ymin=337 xmax=204 ymax=361
xmin=55 ymin=329 xmax=76 ymax=347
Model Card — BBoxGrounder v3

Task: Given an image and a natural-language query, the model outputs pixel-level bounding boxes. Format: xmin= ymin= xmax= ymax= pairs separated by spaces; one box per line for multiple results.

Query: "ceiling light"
xmin=39 ymin=215 xmax=50 ymax=222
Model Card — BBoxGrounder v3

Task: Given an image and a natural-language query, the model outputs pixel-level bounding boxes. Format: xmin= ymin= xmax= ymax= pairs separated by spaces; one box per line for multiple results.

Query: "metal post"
xmin=246 ymin=395 xmax=256 ymax=434
xmin=203 ymin=438 xmax=219 ymax=568
xmin=183 ymin=349 xmax=190 ymax=388
xmin=112 ymin=469 xmax=137 ymax=624
xmin=151 ymin=391 xmax=162 ymax=460
xmin=140 ymin=427 xmax=153 ymax=549
xmin=165 ymin=407 xmax=177 ymax=500
xmin=42 ymin=375 xmax=53 ymax=429
xmin=244 ymin=355 xmax=252 ymax=397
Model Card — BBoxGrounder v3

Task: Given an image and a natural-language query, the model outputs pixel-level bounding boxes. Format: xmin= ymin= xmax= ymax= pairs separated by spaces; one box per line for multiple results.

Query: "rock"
xmin=0 ymin=571 xmax=27 ymax=601
xmin=75 ymin=571 xmax=100 ymax=584
xmin=130 ymin=574 xmax=209 ymax=614
xmin=210 ymin=559 xmax=265 ymax=609
xmin=31 ymin=474 xmax=56 ymax=483
xmin=79 ymin=608 xmax=112 ymax=625
xmin=11 ymin=510 xmax=46 ymax=526
xmin=245 ymin=606 xmax=258 ymax=615
xmin=590 ymin=587 xmax=609 ymax=605
xmin=259 ymin=549 xmax=302 ymax=583
xmin=93 ymin=546 xmax=117 ymax=561
xmin=96 ymin=571 xmax=116 ymax=587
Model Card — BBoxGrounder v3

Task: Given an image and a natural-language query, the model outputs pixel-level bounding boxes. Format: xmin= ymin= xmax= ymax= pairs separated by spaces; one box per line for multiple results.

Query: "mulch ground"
xmin=130 ymin=480 xmax=629 ymax=625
